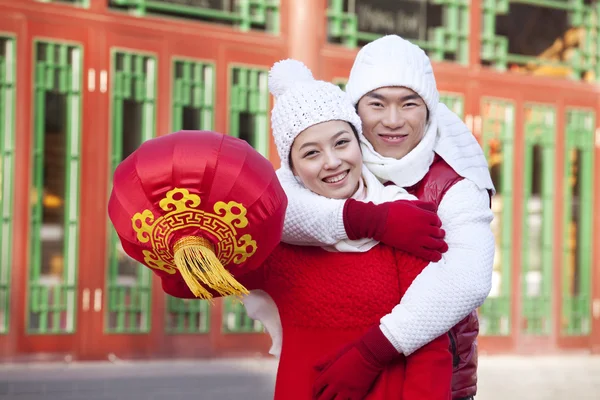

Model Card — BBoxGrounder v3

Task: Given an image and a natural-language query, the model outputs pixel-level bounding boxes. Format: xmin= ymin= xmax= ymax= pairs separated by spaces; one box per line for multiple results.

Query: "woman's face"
xmin=290 ymin=120 xmax=362 ymax=199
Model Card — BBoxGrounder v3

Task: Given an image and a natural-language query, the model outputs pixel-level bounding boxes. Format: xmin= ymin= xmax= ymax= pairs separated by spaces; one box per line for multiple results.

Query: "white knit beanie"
xmin=269 ymin=59 xmax=363 ymax=167
xmin=346 ymin=35 xmax=439 ymax=116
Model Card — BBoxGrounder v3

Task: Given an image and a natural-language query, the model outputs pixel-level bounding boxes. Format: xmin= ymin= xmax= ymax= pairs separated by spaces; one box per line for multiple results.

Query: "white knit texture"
xmin=277 ymin=167 xmax=348 ymax=245
xmin=379 ymin=179 xmax=494 ymax=355
xmin=269 ymin=59 xmax=363 ymax=166
xmin=346 ymin=35 xmax=439 ymax=114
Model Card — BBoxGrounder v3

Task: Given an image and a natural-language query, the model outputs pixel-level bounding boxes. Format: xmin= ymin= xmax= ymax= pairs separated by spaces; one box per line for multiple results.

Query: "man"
xmin=277 ymin=35 xmax=495 ymax=400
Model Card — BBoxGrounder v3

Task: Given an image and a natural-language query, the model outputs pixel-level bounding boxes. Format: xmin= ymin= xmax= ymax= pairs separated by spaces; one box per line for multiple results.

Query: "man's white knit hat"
xmin=269 ymin=59 xmax=363 ymax=167
xmin=346 ymin=35 xmax=439 ymax=115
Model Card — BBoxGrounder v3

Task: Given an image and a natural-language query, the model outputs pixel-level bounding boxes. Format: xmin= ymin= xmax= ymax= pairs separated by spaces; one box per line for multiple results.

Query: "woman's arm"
xmin=380 ymin=179 xmax=494 ymax=355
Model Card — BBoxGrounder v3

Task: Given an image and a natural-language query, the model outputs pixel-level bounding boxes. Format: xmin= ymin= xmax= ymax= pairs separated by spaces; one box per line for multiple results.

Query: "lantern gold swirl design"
xmin=131 ymin=187 xmax=257 ymax=300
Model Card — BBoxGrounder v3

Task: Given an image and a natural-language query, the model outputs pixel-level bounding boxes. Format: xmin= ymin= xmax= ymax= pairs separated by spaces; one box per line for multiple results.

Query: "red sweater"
xmin=162 ymin=244 xmax=452 ymax=399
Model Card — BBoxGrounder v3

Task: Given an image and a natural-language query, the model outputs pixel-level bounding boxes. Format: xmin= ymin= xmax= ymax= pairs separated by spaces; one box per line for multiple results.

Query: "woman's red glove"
xmin=343 ymin=199 xmax=448 ymax=262
xmin=313 ymin=325 xmax=401 ymax=400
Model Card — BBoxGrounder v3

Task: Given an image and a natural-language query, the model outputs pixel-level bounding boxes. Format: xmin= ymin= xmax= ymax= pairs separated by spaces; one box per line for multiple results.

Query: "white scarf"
xmin=361 ymin=110 xmax=438 ymax=187
xmin=361 ymin=103 xmax=495 ymax=193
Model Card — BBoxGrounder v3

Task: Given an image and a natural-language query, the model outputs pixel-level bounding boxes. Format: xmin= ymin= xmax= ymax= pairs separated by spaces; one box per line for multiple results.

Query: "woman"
xmin=158 ymin=60 xmax=452 ymax=400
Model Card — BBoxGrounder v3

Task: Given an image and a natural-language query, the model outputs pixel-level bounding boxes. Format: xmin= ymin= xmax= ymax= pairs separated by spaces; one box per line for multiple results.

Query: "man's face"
xmin=357 ymin=86 xmax=428 ymax=160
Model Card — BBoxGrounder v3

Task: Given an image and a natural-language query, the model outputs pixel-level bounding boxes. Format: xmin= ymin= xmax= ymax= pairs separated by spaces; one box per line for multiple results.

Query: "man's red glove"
xmin=343 ymin=199 xmax=448 ymax=262
xmin=313 ymin=325 xmax=401 ymax=400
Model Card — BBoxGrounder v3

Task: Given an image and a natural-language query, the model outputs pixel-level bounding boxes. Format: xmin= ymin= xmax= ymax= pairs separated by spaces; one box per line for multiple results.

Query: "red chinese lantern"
xmin=108 ymin=130 xmax=287 ymax=300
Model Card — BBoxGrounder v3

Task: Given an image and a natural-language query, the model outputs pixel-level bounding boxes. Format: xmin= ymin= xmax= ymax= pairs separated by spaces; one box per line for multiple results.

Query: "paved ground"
xmin=0 ymin=355 xmax=599 ymax=399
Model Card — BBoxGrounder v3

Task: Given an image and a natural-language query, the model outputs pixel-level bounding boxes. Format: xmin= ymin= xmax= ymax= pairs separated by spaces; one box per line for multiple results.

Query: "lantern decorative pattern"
xmin=131 ymin=187 xmax=258 ymax=299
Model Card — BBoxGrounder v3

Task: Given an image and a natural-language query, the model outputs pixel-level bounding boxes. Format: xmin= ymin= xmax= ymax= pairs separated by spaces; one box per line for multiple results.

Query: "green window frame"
xmin=229 ymin=65 xmax=269 ymax=157
xmin=479 ymin=97 xmax=515 ymax=336
xmin=481 ymin=1 xmax=600 ymax=82
xmin=0 ymin=36 xmax=15 ymax=335
xmin=165 ymin=296 xmax=211 ymax=334
xmin=172 ymin=58 xmax=215 ymax=131
xmin=106 ymin=50 xmax=156 ymax=334
xmin=439 ymin=92 xmax=464 ymax=119
xmin=110 ymin=0 xmax=280 ymax=34
xmin=221 ymin=297 xmax=263 ymax=333
xmin=562 ymin=108 xmax=594 ymax=336
xmin=29 ymin=40 xmax=82 ymax=334
xmin=327 ymin=0 xmax=470 ymax=64
xmin=521 ymin=103 xmax=556 ymax=335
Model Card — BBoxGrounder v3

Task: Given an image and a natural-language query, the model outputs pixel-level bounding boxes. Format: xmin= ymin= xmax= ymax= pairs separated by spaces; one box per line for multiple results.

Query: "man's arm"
xmin=277 ymin=167 xmax=447 ymax=261
xmin=379 ymin=179 xmax=494 ymax=355
xmin=277 ymin=167 xmax=347 ymax=246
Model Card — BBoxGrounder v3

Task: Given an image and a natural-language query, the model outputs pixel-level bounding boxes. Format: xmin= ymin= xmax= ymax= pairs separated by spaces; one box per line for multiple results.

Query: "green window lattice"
xmin=172 ymin=58 xmax=215 ymax=131
xmin=521 ymin=103 xmax=556 ymax=335
xmin=439 ymin=92 xmax=464 ymax=118
xmin=107 ymin=50 xmax=156 ymax=334
xmin=0 ymin=36 xmax=15 ymax=335
xmin=222 ymin=297 xmax=263 ymax=333
xmin=29 ymin=40 xmax=82 ymax=334
xmin=479 ymin=98 xmax=515 ymax=336
xmin=327 ymin=0 xmax=469 ymax=64
xmin=562 ymin=108 xmax=594 ymax=336
xmin=482 ymin=0 xmax=600 ymax=81
xmin=166 ymin=296 xmax=211 ymax=334
xmin=110 ymin=0 xmax=280 ymax=34
xmin=229 ymin=65 xmax=269 ymax=157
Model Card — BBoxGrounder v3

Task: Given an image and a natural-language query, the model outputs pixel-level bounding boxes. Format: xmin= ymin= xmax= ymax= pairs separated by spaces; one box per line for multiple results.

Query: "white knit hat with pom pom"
xmin=269 ymin=59 xmax=363 ymax=168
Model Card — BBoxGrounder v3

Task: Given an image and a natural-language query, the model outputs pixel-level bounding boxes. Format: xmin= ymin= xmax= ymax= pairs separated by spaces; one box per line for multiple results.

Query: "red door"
xmin=76 ymin=23 xmax=170 ymax=360
xmin=556 ymin=82 xmax=598 ymax=352
xmin=472 ymin=74 xmax=525 ymax=354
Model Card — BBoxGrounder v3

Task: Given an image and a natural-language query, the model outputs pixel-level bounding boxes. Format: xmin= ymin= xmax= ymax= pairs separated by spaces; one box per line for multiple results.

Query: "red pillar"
xmin=286 ymin=0 xmax=326 ymax=76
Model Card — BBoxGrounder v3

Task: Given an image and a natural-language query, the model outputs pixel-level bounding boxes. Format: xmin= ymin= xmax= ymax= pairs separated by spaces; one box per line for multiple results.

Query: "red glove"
xmin=313 ymin=325 xmax=401 ymax=400
xmin=344 ymin=199 xmax=448 ymax=262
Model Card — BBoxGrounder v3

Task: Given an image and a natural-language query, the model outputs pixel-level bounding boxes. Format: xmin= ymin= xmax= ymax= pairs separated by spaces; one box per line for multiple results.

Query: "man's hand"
xmin=344 ymin=199 xmax=448 ymax=261
xmin=313 ymin=325 xmax=401 ymax=400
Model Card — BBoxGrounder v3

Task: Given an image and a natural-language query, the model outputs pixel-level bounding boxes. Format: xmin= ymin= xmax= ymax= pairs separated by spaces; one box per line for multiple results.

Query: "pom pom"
xmin=268 ymin=59 xmax=314 ymax=97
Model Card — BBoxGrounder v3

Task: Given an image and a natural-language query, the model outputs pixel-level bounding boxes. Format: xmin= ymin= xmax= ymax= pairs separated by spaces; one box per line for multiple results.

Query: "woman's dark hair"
xmin=288 ymin=121 xmax=361 ymax=171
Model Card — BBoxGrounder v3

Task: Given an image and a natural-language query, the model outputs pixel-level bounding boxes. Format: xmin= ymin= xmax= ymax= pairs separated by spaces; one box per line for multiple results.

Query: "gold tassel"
xmin=173 ymin=236 xmax=249 ymax=300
